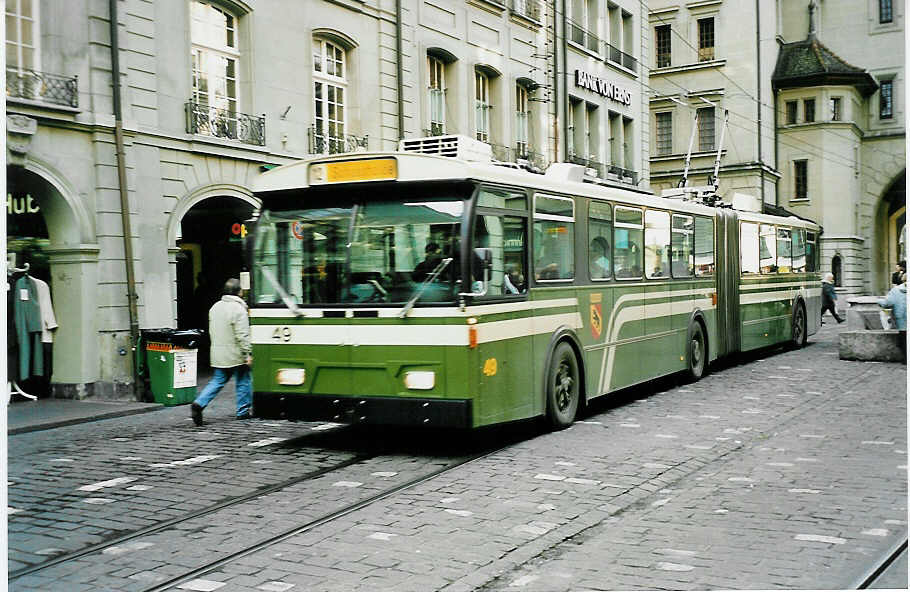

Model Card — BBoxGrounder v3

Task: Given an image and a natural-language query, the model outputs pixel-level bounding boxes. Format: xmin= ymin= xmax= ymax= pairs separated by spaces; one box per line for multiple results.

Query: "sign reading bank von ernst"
xmin=575 ymin=70 xmax=632 ymax=106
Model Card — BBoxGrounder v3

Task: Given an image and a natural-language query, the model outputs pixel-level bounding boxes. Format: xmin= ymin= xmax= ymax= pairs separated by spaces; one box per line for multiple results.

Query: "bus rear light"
xmin=276 ymin=368 xmax=306 ymax=385
xmin=404 ymin=371 xmax=435 ymax=390
xmin=468 ymin=326 xmax=478 ymax=348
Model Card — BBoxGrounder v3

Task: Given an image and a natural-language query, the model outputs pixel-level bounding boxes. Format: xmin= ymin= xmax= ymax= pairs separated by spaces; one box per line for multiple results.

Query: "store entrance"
xmin=176 ymin=196 xmax=256 ymax=362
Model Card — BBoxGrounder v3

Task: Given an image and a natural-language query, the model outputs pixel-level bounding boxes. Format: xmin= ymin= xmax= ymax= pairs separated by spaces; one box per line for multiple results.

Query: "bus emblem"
xmin=483 ymin=358 xmax=497 ymax=377
xmin=590 ymin=304 xmax=603 ymax=339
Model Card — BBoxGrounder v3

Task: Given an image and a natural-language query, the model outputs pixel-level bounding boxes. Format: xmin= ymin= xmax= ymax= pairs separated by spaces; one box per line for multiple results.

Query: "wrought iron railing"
xmin=307 ymin=126 xmax=368 ymax=155
xmin=604 ymin=42 xmax=638 ymax=73
xmin=6 ymin=69 xmax=78 ymax=107
xmin=186 ymin=101 xmax=265 ymax=145
xmin=509 ymin=0 xmax=542 ymax=22
xmin=491 ymin=144 xmax=548 ymax=171
xmin=568 ymin=20 xmax=600 ymax=53
xmin=607 ymin=164 xmax=638 ymax=185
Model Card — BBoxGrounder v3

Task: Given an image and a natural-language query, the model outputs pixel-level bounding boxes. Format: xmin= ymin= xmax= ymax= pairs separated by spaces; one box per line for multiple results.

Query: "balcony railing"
xmin=568 ymin=20 xmax=600 ymax=53
xmin=607 ymin=164 xmax=638 ymax=185
xmin=186 ymin=101 xmax=265 ymax=145
xmin=604 ymin=42 xmax=638 ymax=73
xmin=307 ymin=126 xmax=369 ymax=155
xmin=491 ymin=144 xmax=548 ymax=171
xmin=6 ymin=69 xmax=78 ymax=108
xmin=509 ymin=0 xmax=542 ymax=23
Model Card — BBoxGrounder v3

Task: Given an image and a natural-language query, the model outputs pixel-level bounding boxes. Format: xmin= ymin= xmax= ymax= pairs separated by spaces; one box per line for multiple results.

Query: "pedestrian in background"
xmin=892 ymin=260 xmax=906 ymax=286
xmin=191 ymin=278 xmax=253 ymax=426
xmin=879 ymin=272 xmax=907 ymax=362
xmin=821 ymin=273 xmax=844 ymax=324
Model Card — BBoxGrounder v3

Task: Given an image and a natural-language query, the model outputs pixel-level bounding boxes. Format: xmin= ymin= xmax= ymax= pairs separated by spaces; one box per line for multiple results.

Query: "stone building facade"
xmin=645 ymin=0 xmax=905 ymax=299
xmin=4 ymin=0 xmax=651 ymax=399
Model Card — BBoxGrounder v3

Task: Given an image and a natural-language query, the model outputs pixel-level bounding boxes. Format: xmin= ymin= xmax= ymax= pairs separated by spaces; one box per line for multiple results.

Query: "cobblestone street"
xmin=7 ymin=323 xmax=907 ymax=591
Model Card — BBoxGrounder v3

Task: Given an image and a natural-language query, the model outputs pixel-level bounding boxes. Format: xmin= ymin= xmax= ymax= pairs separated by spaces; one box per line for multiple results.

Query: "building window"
xmin=832 ymin=254 xmax=842 ymax=286
xmin=313 ymin=38 xmax=348 ymax=153
xmin=829 ymin=97 xmax=842 ymax=121
xmin=585 ymin=102 xmax=600 ymax=165
xmin=803 ymin=98 xmax=815 ymax=123
xmin=568 ymin=98 xmax=579 ymax=157
xmin=656 ymin=112 xmax=672 ymax=156
xmin=697 ymin=18 xmax=714 ymax=62
xmin=515 ymin=83 xmax=530 ymax=157
xmin=656 ymin=25 xmax=671 ymax=68
xmin=794 ymin=160 xmax=808 ymax=200
xmin=785 ymin=101 xmax=797 ymax=124
xmin=568 ymin=0 xmax=599 ymax=53
xmin=6 ymin=0 xmax=39 ymax=97
xmin=475 ymin=70 xmax=490 ymax=143
xmin=697 ymin=107 xmax=715 ymax=152
xmin=880 ymin=79 xmax=893 ymax=119
xmin=880 ymin=0 xmax=893 ymax=23
xmin=191 ymin=1 xmax=240 ymax=135
xmin=428 ymin=55 xmax=446 ymax=135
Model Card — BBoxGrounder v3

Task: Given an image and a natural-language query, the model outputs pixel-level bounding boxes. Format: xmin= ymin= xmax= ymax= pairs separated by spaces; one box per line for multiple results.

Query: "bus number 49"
xmin=272 ymin=327 xmax=292 ymax=342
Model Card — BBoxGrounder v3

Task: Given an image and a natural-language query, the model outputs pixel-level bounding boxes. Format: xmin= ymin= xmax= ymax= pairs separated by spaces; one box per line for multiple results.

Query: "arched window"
xmin=428 ymin=55 xmax=446 ymax=135
xmin=191 ymin=1 xmax=240 ymax=131
xmin=832 ymin=254 xmax=842 ymax=287
xmin=313 ymin=38 xmax=348 ymax=154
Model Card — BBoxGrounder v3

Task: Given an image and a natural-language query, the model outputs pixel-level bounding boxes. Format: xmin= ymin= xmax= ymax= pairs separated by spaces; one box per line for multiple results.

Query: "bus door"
xmin=606 ymin=206 xmax=645 ymax=391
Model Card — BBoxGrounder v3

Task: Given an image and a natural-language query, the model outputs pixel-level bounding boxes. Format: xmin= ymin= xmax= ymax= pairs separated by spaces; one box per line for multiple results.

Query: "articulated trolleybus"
xmin=248 ymin=136 xmax=821 ymax=430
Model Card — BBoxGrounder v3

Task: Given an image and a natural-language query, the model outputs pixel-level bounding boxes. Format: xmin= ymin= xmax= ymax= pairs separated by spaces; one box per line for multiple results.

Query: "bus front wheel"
xmin=686 ymin=322 xmax=707 ymax=382
xmin=546 ymin=342 xmax=579 ymax=430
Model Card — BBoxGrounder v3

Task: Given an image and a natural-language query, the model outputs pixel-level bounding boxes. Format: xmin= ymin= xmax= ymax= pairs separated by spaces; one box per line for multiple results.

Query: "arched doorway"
xmin=175 ymin=196 xmax=256 ymax=362
xmin=876 ymin=171 xmax=906 ymax=292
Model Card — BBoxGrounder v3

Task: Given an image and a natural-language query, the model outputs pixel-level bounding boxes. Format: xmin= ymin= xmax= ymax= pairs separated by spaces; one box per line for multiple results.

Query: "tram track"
xmin=8 ymin=453 xmax=376 ymax=582
xmin=138 ymin=443 xmax=507 ymax=592
xmin=853 ymin=536 xmax=908 ymax=589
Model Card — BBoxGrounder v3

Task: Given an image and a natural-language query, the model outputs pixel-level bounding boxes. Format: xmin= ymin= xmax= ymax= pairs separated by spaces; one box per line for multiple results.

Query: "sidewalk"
xmin=6 ymin=398 xmax=162 ymax=435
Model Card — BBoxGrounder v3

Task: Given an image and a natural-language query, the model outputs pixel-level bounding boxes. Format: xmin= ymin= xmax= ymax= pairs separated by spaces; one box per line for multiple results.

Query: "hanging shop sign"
xmin=574 ymin=70 xmax=632 ymax=106
xmin=7 ymin=193 xmax=41 ymax=215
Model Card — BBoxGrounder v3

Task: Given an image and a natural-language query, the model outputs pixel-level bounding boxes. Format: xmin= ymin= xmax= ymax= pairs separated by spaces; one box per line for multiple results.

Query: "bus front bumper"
xmin=253 ymin=392 xmax=473 ymax=428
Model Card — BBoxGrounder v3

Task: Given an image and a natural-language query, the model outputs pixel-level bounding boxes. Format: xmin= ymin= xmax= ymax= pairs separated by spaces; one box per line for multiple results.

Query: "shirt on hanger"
xmin=30 ymin=277 xmax=58 ymax=343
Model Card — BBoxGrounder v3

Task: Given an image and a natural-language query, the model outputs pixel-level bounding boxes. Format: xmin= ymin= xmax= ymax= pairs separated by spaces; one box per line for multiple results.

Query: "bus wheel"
xmin=546 ymin=342 xmax=579 ymax=429
xmin=686 ymin=322 xmax=707 ymax=382
xmin=791 ymin=304 xmax=807 ymax=349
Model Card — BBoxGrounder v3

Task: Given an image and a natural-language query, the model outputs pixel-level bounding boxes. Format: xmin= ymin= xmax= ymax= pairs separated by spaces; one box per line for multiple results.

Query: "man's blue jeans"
xmin=194 ymin=365 xmax=251 ymax=417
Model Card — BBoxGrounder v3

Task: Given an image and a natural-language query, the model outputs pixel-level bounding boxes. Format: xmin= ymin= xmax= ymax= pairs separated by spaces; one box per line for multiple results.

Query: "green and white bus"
xmin=247 ymin=138 xmax=821 ymax=429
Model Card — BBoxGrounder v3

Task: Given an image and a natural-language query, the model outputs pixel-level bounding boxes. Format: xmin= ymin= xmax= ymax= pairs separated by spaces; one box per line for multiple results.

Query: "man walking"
xmin=820 ymin=272 xmax=844 ymax=324
xmin=191 ymin=278 xmax=252 ymax=426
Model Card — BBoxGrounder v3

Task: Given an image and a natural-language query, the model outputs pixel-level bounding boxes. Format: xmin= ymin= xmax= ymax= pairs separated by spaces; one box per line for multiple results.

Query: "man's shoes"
xmin=191 ymin=403 xmax=203 ymax=426
xmin=236 ymin=411 xmax=253 ymax=420
xmin=837 ymin=318 xmax=845 ymax=324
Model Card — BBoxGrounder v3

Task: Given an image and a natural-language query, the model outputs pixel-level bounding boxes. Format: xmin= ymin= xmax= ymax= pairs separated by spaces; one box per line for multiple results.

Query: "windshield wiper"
xmin=398 ymin=257 xmax=453 ymax=319
xmin=261 ymin=268 xmax=305 ymax=317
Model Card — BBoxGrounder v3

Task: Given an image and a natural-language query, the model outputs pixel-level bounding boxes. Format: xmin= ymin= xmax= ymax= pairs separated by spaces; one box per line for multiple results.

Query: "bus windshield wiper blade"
xmin=398 ymin=257 xmax=452 ymax=319
xmin=261 ymin=268 xmax=304 ymax=317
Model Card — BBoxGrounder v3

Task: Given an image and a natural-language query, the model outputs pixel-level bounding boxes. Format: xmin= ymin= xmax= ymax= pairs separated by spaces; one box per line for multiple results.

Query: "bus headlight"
xmin=404 ymin=371 xmax=435 ymax=390
xmin=276 ymin=368 xmax=306 ymax=385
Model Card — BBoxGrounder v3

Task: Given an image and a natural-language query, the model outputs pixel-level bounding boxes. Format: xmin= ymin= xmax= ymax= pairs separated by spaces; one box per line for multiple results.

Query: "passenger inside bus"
xmin=412 ymin=242 xmax=443 ymax=282
xmin=504 ymin=263 xmax=526 ymax=294
xmin=590 ymin=237 xmax=611 ymax=279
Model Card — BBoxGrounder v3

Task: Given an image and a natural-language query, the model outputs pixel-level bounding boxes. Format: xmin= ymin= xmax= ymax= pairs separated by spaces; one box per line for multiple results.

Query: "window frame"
xmin=759 ymin=223 xmax=777 ymax=274
xmin=794 ymin=159 xmax=808 ymax=201
xmin=829 ymin=96 xmax=842 ymax=122
xmin=475 ymin=69 xmax=491 ymax=143
xmin=697 ymin=106 xmax=715 ymax=152
xmin=313 ymin=37 xmax=348 ymax=152
xmin=473 ymin=188 xmax=530 ymax=299
xmin=515 ymin=82 xmax=530 ymax=156
xmin=613 ymin=205 xmax=644 ymax=280
xmin=671 ymin=213 xmax=695 ymax=278
xmin=694 ymin=215 xmax=715 ymax=277
xmin=697 ymin=17 xmax=715 ymax=62
xmin=5 ymin=0 xmax=41 ymax=79
xmin=191 ymin=0 xmax=241 ymax=116
xmin=880 ymin=79 xmax=894 ymax=119
xmin=655 ymin=111 xmax=672 ymax=156
xmin=740 ymin=221 xmax=759 ymax=275
xmin=533 ymin=193 xmax=576 ymax=283
xmin=785 ymin=100 xmax=798 ymax=125
xmin=428 ymin=55 xmax=446 ymax=135
xmin=655 ymin=24 xmax=671 ymax=68
xmin=644 ymin=209 xmax=671 ymax=280
xmin=803 ymin=98 xmax=815 ymax=123
xmin=588 ymin=200 xmax=613 ymax=282
xmin=880 ymin=0 xmax=893 ymax=24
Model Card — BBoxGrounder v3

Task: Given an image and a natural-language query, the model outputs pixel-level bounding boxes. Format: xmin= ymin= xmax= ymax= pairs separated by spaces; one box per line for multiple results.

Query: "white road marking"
xmin=332 ymin=481 xmax=362 ymax=488
xmin=656 ymin=562 xmax=695 ymax=572
xmin=78 ymin=477 xmax=137 ymax=492
xmin=367 ymin=532 xmax=397 ymax=541
xmin=247 ymin=437 xmax=290 ymax=448
xmin=795 ymin=534 xmax=846 ymax=544
xmin=534 ymin=474 xmax=566 ymax=481
xmin=177 ymin=580 xmax=226 ymax=591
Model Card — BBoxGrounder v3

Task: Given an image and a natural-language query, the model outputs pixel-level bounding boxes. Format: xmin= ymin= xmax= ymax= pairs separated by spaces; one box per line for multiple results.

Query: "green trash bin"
xmin=141 ymin=329 xmax=202 ymax=406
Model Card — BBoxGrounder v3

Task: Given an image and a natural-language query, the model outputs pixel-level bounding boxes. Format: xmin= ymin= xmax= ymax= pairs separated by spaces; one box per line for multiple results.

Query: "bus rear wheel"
xmin=791 ymin=304 xmax=807 ymax=349
xmin=686 ymin=322 xmax=707 ymax=382
xmin=546 ymin=342 xmax=579 ymax=430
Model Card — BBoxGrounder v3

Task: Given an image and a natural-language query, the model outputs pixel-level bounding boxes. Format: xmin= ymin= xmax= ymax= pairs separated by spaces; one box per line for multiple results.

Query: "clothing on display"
xmin=7 ymin=269 xmax=57 ymax=384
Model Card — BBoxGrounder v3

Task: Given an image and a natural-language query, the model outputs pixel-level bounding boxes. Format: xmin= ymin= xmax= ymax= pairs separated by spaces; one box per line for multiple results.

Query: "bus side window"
xmin=806 ymin=231 xmax=817 ymax=272
xmin=759 ymin=224 xmax=777 ymax=273
xmin=694 ymin=216 xmax=714 ymax=276
xmin=671 ymin=214 xmax=695 ymax=278
xmin=645 ymin=210 xmax=671 ymax=279
xmin=614 ymin=207 xmax=643 ymax=279
xmin=741 ymin=222 xmax=759 ymax=275
xmin=589 ymin=201 xmax=612 ymax=280
xmin=777 ymin=228 xmax=792 ymax=273
xmin=792 ymin=228 xmax=807 ymax=272
xmin=474 ymin=213 xmax=527 ymax=296
xmin=534 ymin=194 xmax=575 ymax=281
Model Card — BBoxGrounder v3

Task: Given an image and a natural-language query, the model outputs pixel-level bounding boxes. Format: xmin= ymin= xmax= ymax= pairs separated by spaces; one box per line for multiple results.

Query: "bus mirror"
xmin=474 ymin=248 xmax=493 ymax=269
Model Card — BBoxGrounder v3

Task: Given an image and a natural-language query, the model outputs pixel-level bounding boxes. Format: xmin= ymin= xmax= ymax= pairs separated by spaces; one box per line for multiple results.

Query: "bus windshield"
xmin=251 ymin=184 xmax=469 ymax=306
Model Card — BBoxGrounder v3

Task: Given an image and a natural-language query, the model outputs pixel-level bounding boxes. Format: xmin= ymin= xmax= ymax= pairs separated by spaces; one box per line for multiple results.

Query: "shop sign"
xmin=7 ymin=193 xmax=41 ymax=215
xmin=574 ymin=70 xmax=632 ymax=106
xmin=231 ymin=223 xmax=248 ymax=238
